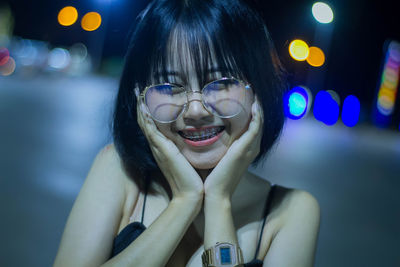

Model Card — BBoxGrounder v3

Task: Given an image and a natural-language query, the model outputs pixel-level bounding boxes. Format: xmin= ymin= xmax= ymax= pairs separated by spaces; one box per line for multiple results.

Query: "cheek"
xmin=154 ymin=123 xmax=175 ymax=139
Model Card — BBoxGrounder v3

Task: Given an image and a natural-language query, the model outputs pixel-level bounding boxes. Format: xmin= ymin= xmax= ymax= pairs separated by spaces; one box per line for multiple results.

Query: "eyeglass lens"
xmin=144 ymin=78 xmax=249 ymax=122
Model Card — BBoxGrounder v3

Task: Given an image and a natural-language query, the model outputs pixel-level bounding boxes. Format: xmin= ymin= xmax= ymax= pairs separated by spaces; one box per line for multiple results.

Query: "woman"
xmin=54 ymin=0 xmax=320 ymax=266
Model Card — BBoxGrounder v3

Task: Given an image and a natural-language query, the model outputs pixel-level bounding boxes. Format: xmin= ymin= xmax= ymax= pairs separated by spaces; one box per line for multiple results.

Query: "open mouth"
xmin=178 ymin=126 xmax=225 ymax=142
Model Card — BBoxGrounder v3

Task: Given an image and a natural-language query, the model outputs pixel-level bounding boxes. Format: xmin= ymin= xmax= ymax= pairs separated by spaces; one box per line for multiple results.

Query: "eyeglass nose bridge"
xmin=183 ymin=90 xmax=213 ymax=116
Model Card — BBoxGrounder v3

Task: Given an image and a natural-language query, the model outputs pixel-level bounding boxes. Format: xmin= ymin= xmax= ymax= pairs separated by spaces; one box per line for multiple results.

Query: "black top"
xmin=109 ymin=184 xmax=278 ymax=266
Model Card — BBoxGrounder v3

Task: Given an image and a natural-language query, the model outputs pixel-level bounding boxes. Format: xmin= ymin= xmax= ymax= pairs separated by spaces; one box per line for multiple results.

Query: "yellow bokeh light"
xmin=378 ymin=87 xmax=396 ymax=101
xmin=58 ymin=6 xmax=78 ymax=26
xmin=81 ymin=12 xmax=102 ymax=31
xmin=306 ymin=46 xmax=325 ymax=67
xmin=289 ymin=39 xmax=309 ymax=61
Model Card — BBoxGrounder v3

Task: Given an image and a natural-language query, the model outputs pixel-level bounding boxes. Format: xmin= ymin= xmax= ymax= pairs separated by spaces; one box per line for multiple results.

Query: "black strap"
xmin=140 ymin=179 xmax=150 ymax=225
xmin=253 ymin=184 xmax=277 ymax=260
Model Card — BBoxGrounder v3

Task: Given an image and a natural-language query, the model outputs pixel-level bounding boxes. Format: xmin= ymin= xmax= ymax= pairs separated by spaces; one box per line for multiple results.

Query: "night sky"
xmin=3 ymin=0 xmax=400 ymax=126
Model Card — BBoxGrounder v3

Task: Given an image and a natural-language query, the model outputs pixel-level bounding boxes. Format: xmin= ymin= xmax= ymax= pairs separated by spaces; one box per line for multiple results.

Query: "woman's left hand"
xmin=203 ymin=97 xmax=264 ymax=201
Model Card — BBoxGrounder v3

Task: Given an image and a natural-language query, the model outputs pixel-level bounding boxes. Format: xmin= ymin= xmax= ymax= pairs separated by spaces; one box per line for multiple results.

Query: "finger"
xmin=227 ymin=108 xmax=259 ymax=155
xmin=137 ymin=100 xmax=174 ymax=150
xmin=136 ymin=97 xmax=147 ymax=132
xmin=136 ymin=98 xmax=155 ymax=142
xmin=235 ymin=99 xmax=263 ymax=148
xmin=249 ymin=100 xmax=262 ymax=134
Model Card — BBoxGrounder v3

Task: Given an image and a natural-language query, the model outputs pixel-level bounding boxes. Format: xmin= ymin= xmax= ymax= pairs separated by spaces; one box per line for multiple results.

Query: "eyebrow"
xmin=153 ymin=67 xmax=225 ymax=79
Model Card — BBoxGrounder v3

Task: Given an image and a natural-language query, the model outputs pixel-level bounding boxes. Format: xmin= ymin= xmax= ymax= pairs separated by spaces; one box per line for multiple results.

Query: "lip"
xmin=180 ymin=130 xmax=224 ymax=147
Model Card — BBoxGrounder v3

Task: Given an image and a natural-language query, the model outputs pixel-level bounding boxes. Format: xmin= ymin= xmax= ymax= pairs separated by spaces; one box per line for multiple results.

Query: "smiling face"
xmin=150 ymin=28 xmax=255 ymax=171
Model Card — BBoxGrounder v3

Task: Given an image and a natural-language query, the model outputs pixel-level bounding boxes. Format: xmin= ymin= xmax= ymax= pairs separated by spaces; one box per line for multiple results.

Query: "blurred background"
xmin=0 ymin=0 xmax=399 ymax=266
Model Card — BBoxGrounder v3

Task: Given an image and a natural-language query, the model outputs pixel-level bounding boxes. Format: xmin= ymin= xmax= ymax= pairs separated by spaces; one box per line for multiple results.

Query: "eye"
xmin=149 ymin=84 xmax=185 ymax=95
xmin=204 ymin=78 xmax=240 ymax=91
xmin=170 ymin=84 xmax=185 ymax=94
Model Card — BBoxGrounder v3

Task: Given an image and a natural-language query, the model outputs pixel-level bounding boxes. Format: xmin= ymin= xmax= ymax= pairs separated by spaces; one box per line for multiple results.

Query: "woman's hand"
xmin=203 ymin=98 xmax=264 ymax=201
xmin=136 ymin=92 xmax=204 ymax=201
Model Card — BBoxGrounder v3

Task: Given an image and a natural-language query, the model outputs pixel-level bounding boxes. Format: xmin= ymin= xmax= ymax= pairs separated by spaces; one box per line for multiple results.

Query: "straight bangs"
xmin=141 ymin=4 xmax=249 ymax=89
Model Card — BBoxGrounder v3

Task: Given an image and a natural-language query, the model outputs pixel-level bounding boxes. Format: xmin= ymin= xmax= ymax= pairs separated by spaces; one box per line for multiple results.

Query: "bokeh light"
xmin=306 ymin=46 xmax=325 ymax=67
xmin=70 ymin=43 xmax=88 ymax=61
xmin=326 ymin=90 xmax=341 ymax=106
xmin=48 ymin=48 xmax=71 ymax=70
xmin=289 ymin=39 xmax=310 ymax=61
xmin=58 ymin=6 xmax=78 ymax=26
xmin=313 ymin=90 xmax=340 ymax=126
xmin=0 ymin=47 xmax=10 ymax=66
xmin=284 ymin=86 xmax=312 ymax=120
xmin=81 ymin=12 xmax=102 ymax=31
xmin=312 ymin=2 xmax=334 ymax=23
xmin=342 ymin=95 xmax=360 ymax=127
xmin=388 ymin=41 xmax=400 ymax=62
xmin=376 ymin=40 xmax=399 ymax=118
xmin=0 ymin=56 xmax=16 ymax=76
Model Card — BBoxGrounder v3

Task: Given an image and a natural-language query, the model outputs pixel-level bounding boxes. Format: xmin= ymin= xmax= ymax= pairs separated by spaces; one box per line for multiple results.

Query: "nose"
xmin=182 ymin=91 xmax=213 ymax=121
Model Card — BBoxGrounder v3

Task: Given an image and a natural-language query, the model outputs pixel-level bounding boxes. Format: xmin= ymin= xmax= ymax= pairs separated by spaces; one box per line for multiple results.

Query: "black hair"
xmin=112 ymin=0 xmax=287 ymax=194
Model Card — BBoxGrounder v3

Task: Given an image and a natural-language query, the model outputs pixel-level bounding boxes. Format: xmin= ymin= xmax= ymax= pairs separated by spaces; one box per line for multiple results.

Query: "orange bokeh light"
xmin=81 ymin=12 xmax=102 ymax=31
xmin=58 ymin=6 xmax=78 ymax=26
xmin=306 ymin=46 xmax=325 ymax=67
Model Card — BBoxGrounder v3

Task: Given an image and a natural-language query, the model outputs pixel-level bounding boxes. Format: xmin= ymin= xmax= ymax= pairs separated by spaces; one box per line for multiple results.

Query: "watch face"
xmin=219 ymin=247 xmax=232 ymax=265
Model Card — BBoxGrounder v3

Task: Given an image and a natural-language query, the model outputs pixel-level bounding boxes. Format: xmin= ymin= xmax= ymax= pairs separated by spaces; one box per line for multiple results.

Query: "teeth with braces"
xmin=181 ymin=127 xmax=224 ymax=141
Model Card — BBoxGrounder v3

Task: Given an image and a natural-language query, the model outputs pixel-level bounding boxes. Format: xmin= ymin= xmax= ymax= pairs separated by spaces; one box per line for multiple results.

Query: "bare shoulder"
xmin=270 ymin=184 xmax=320 ymax=226
xmin=236 ymin=173 xmax=320 ymax=265
xmin=53 ymin=143 xmax=136 ymax=267
xmin=262 ymin=187 xmax=321 ymax=266
xmin=285 ymin=188 xmax=320 ymax=218
xmin=243 ymin=173 xmax=295 ymax=215
xmin=247 ymin=173 xmax=319 ymax=217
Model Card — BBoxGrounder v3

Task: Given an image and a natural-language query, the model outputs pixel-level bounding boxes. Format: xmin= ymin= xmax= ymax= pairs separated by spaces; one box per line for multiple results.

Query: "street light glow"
xmin=289 ymin=39 xmax=309 ymax=61
xmin=81 ymin=12 xmax=102 ymax=31
xmin=312 ymin=2 xmax=334 ymax=23
xmin=306 ymin=46 xmax=325 ymax=67
xmin=58 ymin=6 xmax=78 ymax=26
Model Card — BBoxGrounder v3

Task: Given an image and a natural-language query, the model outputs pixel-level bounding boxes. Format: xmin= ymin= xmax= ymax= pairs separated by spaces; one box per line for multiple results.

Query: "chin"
xmin=190 ymin=160 xmax=218 ymax=170
xmin=183 ymin=148 xmax=226 ymax=170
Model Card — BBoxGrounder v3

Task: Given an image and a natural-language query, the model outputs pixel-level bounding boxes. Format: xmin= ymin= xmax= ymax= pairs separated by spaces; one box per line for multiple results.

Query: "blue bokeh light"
xmin=342 ymin=95 xmax=360 ymax=127
xmin=284 ymin=86 xmax=309 ymax=120
xmin=290 ymin=93 xmax=307 ymax=116
xmin=313 ymin=90 xmax=340 ymax=125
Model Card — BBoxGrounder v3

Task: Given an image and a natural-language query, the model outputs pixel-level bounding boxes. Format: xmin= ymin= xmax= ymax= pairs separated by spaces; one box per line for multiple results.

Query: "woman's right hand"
xmin=136 ymin=91 xmax=204 ymax=202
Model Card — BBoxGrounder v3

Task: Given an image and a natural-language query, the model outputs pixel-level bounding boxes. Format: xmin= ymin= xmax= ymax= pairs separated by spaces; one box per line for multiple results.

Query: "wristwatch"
xmin=202 ymin=242 xmax=244 ymax=267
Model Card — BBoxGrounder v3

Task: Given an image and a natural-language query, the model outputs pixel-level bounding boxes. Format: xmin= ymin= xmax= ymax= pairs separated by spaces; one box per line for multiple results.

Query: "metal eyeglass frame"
xmin=138 ymin=77 xmax=252 ymax=123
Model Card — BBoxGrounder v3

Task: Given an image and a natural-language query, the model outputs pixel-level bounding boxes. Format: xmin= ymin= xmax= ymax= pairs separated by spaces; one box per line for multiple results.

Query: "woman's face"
xmin=153 ymin=67 xmax=255 ymax=171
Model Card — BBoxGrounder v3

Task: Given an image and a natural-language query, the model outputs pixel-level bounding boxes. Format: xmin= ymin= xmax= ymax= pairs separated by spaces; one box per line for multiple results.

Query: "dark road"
xmin=0 ymin=75 xmax=399 ymax=267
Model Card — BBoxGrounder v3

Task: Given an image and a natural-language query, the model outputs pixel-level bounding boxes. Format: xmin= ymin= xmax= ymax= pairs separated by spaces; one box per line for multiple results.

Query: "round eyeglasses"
xmin=138 ymin=77 xmax=252 ymax=123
